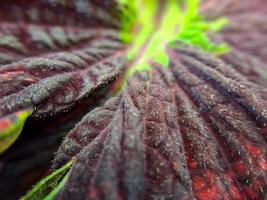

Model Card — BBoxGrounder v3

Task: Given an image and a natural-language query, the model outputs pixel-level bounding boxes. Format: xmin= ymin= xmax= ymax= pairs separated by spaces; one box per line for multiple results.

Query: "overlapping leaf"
xmin=0 ymin=94 xmax=104 ymax=199
xmin=2 ymin=0 xmax=267 ymax=199
xmin=200 ymin=0 xmax=267 ymax=19
xmin=48 ymin=44 xmax=267 ymax=200
xmin=0 ymin=0 xmax=128 ymax=152
xmin=201 ymin=0 xmax=267 ymax=87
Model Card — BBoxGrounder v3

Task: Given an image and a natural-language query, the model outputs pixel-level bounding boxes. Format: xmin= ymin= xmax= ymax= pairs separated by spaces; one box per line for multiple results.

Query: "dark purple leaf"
xmin=0 ymin=0 xmax=128 ymax=152
xmin=219 ymin=12 xmax=267 ymax=87
xmin=53 ymin=45 xmax=267 ymax=200
xmin=203 ymin=0 xmax=267 ymax=87
xmin=0 ymin=0 xmax=127 ymax=118
xmin=201 ymin=0 xmax=267 ymax=19
xmin=2 ymin=1 xmax=267 ymax=199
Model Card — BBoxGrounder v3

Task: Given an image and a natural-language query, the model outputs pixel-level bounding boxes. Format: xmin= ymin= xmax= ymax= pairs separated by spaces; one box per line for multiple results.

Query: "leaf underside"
xmin=53 ymin=45 xmax=267 ymax=200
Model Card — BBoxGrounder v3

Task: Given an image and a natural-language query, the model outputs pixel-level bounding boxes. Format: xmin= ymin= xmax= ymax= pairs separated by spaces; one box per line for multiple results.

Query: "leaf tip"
xmin=0 ymin=109 xmax=33 ymax=153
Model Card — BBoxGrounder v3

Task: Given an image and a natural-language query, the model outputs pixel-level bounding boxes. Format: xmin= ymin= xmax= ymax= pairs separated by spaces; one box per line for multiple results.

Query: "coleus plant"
xmin=0 ymin=0 xmax=266 ymax=199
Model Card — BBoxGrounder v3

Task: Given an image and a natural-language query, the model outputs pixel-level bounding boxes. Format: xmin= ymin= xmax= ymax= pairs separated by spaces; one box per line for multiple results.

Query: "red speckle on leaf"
xmin=0 ymin=118 xmax=11 ymax=130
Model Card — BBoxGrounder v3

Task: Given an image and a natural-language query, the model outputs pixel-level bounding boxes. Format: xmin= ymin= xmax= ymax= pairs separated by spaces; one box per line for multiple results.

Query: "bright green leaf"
xmin=21 ymin=160 xmax=74 ymax=200
xmin=118 ymin=0 xmax=229 ymax=78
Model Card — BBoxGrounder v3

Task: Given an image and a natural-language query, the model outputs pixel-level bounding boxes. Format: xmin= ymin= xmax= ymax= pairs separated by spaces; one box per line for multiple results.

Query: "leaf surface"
xmin=202 ymin=0 xmax=267 ymax=87
xmin=0 ymin=0 xmax=128 ymax=152
xmin=4 ymin=0 xmax=267 ymax=199
xmin=52 ymin=45 xmax=267 ymax=199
